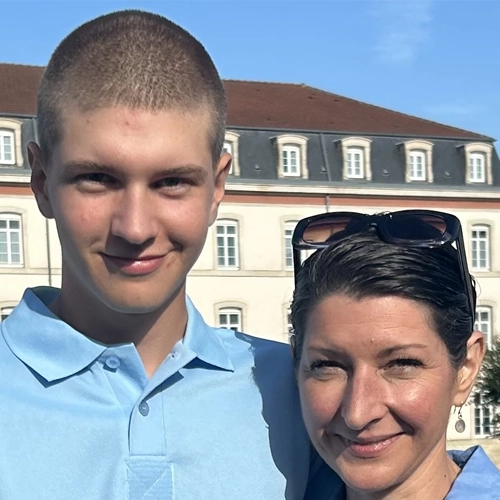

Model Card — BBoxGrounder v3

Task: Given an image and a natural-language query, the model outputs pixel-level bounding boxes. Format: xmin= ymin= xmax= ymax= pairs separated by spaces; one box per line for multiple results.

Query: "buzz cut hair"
xmin=37 ymin=10 xmax=227 ymax=163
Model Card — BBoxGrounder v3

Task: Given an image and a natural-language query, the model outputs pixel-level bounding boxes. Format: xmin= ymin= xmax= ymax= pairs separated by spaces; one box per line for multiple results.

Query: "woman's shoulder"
xmin=446 ymin=445 xmax=500 ymax=499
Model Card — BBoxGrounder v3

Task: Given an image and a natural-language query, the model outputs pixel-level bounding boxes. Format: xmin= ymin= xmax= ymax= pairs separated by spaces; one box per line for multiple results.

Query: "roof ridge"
xmin=0 ymin=62 xmax=44 ymax=69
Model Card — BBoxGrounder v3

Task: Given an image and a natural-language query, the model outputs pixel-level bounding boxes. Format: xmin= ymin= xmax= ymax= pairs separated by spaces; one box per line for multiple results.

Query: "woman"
xmin=290 ymin=210 xmax=500 ymax=499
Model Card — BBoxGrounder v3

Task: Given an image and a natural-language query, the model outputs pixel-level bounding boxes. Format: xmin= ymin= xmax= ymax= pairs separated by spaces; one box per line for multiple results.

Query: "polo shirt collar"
xmin=2 ymin=287 xmax=106 ymax=382
xmin=3 ymin=288 xmax=234 ymax=382
xmin=182 ymin=296 xmax=234 ymax=372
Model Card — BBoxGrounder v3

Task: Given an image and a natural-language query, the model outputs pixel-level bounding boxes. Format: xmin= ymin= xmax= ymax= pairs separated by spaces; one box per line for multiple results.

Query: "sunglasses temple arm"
xmin=293 ymin=248 xmax=302 ymax=286
xmin=455 ymin=230 xmax=475 ymax=330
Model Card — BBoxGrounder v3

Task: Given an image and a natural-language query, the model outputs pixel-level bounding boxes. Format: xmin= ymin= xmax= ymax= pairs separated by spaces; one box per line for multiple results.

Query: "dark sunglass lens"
xmin=387 ymin=214 xmax=447 ymax=241
xmin=303 ymin=216 xmax=354 ymax=244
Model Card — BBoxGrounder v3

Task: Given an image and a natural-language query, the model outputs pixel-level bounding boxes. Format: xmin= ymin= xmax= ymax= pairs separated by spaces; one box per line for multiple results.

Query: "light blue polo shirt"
xmin=0 ymin=287 xmax=342 ymax=499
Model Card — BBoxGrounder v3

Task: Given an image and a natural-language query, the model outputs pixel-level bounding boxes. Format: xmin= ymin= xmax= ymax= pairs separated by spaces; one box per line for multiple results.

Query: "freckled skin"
xmin=298 ymin=295 xmax=467 ymax=499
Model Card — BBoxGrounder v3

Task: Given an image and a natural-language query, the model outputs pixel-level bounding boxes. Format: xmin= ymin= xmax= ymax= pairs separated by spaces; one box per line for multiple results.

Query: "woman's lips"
xmin=101 ymin=253 xmax=166 ymax=275
xmin=338 ymin=433 xmax=403 ymax=458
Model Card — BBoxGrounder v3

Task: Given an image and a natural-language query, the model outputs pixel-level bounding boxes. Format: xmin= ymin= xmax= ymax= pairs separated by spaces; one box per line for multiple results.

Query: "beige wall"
xmin=1 ymin=184 xmax=499 ymax=441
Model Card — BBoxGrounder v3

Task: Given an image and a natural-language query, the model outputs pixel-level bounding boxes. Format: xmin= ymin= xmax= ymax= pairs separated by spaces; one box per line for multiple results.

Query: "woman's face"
xmin=297 ymin=294 xmax=460 ymax=495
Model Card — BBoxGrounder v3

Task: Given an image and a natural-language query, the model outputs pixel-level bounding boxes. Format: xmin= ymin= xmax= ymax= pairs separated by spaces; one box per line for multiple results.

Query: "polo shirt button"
xmin=105 ymin=356 xmax=120 ymax=370
xmin=139 ymin=401 xmax=149 ymax=416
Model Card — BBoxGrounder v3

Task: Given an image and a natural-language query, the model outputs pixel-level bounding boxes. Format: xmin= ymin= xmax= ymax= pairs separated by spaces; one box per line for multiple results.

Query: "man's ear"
xmin=28 ymin=142 xmax=54 ymax=219
xmin=453 ymin=330 xmax=486 ymax=406
xmin=208 ymin=152 xmax=231 ymax=226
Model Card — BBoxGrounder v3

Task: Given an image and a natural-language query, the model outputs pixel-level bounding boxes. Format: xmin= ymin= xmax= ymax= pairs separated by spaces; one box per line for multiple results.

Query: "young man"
xmin=0 ymin=10 xmax=341 ymax=500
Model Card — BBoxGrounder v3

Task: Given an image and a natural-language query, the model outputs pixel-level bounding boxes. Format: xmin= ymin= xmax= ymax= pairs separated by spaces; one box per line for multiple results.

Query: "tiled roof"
xmin=224 ymin=80 xmax=490 ymax=140
xmin=0 ymin=63 xmax=490 ymax=140
xmin=0 ymin=64 xmax=43 ymax=115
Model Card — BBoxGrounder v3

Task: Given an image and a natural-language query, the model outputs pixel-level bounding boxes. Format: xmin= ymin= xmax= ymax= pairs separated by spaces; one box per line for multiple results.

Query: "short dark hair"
xmin=37 ymin=10 xmax=227 ymax=162
xmin=291 ymin=230 xmax=476 ymax=369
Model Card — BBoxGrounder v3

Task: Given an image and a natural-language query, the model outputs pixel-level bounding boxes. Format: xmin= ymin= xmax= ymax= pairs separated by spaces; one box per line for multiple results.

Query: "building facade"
xmin=1 ymin=65 xmax=499 ymax=440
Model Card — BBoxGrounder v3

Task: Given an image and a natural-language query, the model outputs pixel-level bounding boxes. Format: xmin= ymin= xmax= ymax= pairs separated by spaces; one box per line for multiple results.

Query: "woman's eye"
xmin=308 ymin=360 xmax=345 ymax=379
xmin=387 ymin=357 xmax=424 ymax=372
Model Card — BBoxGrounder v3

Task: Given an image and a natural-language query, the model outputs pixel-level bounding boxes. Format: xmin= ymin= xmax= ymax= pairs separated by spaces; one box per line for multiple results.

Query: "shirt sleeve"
xmin=303 ymin=444 xmax=345 ymax=500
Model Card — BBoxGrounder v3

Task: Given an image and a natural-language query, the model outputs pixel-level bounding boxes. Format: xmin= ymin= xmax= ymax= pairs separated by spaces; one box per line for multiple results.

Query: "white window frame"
xmin=284 ymin=221 xmax=297 ymax=270
xmin=471 ymin=225 xmax=490 ymax=271
xmin=217 ymin=307 xmax=242 ymax=332
xmin=463 ymin=142 xmax=493 ymax=185
xmin=409 ymin=150 xmax=426 ymax=181
xmin=0 ymin=213 xmax=23 ymax=267
xmin=223 ymin=131 xmax=240 ymax=176
xmin=403 ymin=140 xmax=433 ymax=183
xmin=475 ymin=306 xmax=492 ymax=349
xmin=0 ymin=306 xmax=14 ymax=322
xmin=0 ymin=119 xmax=23 ymax=167
xmin=340 ymin=137 xmax=372 ymax=181
xmin=469 ymin=152 xmax=486 ymax=183
xmin=0 ymin=130 xmax=15 ymax=165
xmin=282 ymin=145 xmax=301 ymax=177
xmin=346 ymin=147 xmax=364 ymax=179
xmin=275 ymin=135 xmax=309 ymax=179
xmin=216 ymin=219 xmax=239 ymax=270
xmin=474 ymin=394 xmax=494 ymax=437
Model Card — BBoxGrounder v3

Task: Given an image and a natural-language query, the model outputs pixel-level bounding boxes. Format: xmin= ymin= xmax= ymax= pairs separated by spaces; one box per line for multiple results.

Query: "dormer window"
xmin=282 ymin=145 xmax=300 ymax=176
xmin=0 ymin=131 xmax=14 ymax=165
xmin=404 ymin=140 xmax=433 ymax=183
xmin=346 ymin=147 xmax=364 ymax=178
xmin=340 ymin=137 xmax=372 ymax=180
xmin=469 ymin=152 xmax=486 ymax=183
xmin=0 ymin=119 xmax=23 ymax=167
xmin=463 ymin=142 xmax=493 ymax=184
xmin=223 ymin=131 xmax=240 ymax=176
xmin=275 ymin=135 xmax=309 ymax=179
xmin=409 ymin=150 xmax=426 ymax=180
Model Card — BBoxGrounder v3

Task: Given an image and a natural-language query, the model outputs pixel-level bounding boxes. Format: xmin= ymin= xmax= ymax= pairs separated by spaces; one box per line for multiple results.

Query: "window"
xmin=282 ymin=145 xmax=300 ymax=177
xmin=216 ymin=220 xmax=239 ymax=269
xmin=346 ymin=147 xmax=364 ymax=178
xmin=475 ymin=306 xmax=493 ymax=349
xmin=0 ymin=307 xmax=14 ymax=322
xmin=275 ymin=135 xmax=309 ymax=179
xmin=469 ymin=152 xmax=486 ymax=183
xmin=409 ymin=150 xmax=426 ymax=181
xmin=463 ymin=142 xmax=493 ymax=185
xmin=471 ymin=225 xmax=490 ymax=271
xmin=474 ymin=394 xmax=494 ymax=437
xmin=223 ymin=131 xmax=240 ymax=176
xmin=0 ymin=214 xmax=23 ymax=266
xmin=284 ymin=221 xmax=297 ymax=270
xmin=0 ymin=131 xmax=15 ymax=165
xmin=340 ymin=137 xmax=372 ymax=181
xmin=403 ymin=140 xmax=433 ymax=183
xmin=218 ymin=308 xmax=242 ymax=332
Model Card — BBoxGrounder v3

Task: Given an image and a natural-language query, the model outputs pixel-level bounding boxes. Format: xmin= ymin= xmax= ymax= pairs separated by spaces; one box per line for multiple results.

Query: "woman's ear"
xmin=453 ymin=331 xmax=486 ymax=406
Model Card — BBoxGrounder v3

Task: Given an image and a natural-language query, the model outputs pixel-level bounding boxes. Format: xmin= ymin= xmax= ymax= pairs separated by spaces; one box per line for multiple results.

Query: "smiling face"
xmin=30 ymin=106 xmax=229 ymax=315
xmin=298 ymin=294 xmax=462 ymax=496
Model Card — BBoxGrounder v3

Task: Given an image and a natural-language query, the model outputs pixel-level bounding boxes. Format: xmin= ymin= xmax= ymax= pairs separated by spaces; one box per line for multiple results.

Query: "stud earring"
xmin=455 ymin=403 xmax=466 ymax=433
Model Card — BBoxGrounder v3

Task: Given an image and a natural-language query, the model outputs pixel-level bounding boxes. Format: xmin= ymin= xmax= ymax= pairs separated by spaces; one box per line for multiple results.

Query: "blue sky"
xmin=2 ymin=1 xmax=500 ymax=141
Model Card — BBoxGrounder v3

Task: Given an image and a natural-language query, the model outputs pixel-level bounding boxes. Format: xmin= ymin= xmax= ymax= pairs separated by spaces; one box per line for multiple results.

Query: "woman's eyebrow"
xmin=377 ymin=344 xmax=428 ymax=358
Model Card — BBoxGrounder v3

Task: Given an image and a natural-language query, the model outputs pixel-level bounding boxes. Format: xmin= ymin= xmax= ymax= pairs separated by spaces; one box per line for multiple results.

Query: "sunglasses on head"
xmin=292 ymin=209 xmax=475 ymax=329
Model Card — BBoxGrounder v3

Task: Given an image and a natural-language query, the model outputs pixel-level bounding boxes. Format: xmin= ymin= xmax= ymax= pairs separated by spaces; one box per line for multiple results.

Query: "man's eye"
xmin=156 ymin=177 xmax=190 ymax=189
xmin=77 ymin=173 xmax=114 ymax=184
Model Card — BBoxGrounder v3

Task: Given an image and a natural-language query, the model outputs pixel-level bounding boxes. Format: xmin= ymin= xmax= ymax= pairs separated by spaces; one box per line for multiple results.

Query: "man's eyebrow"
xmin=62 ymin=161 xmax=208 ymax=180
xmin=377 ymin=344 xmax=428 ymax=358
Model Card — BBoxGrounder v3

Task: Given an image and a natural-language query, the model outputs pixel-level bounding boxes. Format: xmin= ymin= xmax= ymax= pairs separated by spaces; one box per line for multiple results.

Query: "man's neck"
xmin=49 ymin=283 xmax=188 ymax=378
